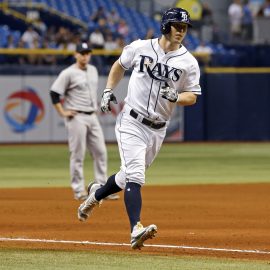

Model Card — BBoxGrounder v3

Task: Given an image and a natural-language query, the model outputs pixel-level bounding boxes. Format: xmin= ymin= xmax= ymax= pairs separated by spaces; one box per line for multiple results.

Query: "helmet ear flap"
xmin=160 ymin=22 xmax=171 ymax=35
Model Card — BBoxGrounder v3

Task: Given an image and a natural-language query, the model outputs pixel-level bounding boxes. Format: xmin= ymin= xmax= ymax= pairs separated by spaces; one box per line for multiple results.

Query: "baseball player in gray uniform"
xmin=50 ymin=42 xmax=119 ymax=201
xmin=78 ymin=8 xmax=201 ymax=249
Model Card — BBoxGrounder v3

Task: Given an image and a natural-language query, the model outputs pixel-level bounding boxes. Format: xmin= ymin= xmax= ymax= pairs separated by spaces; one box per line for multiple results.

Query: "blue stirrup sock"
xmin=95 ymin=174 xmax=122 ymax=201
xmin=124 ymin=181 xmax=142 ymax=232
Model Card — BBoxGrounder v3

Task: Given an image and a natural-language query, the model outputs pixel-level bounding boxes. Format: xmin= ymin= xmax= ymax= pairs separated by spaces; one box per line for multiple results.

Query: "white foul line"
xmin=0 ymin=237 xmax=270 ymax=255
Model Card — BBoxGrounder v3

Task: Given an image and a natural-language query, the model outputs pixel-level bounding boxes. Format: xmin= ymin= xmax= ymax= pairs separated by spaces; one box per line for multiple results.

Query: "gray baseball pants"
xmin=65 ymin=113 xmax=107 ymax=194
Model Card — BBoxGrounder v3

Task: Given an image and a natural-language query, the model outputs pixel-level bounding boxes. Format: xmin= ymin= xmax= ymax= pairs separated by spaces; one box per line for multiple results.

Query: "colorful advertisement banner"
xmin=0 ymin=75 xmax=183 ymax=143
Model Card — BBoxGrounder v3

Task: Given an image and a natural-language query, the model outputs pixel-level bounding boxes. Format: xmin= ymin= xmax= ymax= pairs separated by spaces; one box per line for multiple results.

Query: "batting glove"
xmin=101 ymin=88 xmax=118 ymax=113
xmin=160 ymin=86 xmax=179 ymax=103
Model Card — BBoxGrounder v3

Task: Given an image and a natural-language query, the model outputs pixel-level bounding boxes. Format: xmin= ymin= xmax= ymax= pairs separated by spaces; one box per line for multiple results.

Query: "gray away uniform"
xmin=51 ymin=64 xmax=107 ymax=195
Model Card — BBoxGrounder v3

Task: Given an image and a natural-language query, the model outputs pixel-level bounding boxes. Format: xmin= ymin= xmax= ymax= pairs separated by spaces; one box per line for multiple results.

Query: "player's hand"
xmin=101 ymin=88 xmax=118 ymax=113
xmin=160 ymin=86 xmax=179 ymax=103
xmin=61 ymin=110 xmax=77 ymax=118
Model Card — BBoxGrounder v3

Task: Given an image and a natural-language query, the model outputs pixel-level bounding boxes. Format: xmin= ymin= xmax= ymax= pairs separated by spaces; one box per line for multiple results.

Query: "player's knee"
xmin=127 ymin=178 xmax=144 ymax=186
xmin=127 ymin=171 xmax=145 ymax=186
xmin=115 ymin=170 xmax=127 ymax=189
xmin=94 ymin=146 xmax=107 ymax=159
xmin=71 ymin=156 xmax=84 ymax=164
xmin=115 ymin=170 xmax=145 ymax=188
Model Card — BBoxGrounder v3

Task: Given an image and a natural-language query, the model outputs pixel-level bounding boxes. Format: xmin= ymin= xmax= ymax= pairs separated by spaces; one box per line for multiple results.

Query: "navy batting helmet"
xmin=160 ymin=7 xmax=192 ymax=35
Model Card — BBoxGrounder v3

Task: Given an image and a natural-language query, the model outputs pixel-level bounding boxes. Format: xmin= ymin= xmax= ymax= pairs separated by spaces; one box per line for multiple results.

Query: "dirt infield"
xmin=1 ymin=184 xmax=270 ymax=260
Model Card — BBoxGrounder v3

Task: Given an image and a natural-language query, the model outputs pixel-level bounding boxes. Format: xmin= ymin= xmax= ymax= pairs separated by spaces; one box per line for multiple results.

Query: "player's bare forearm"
xmin=177 ymin=92 xmax=197 ymax=106
xmin=106 ymin=60 xmax=125 ymax=90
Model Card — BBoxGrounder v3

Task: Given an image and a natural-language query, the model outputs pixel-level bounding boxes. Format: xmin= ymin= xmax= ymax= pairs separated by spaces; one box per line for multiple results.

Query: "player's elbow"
xmin=188 ymin=94 xmax=197 ymax=105
xmin=179 ymin=93 xmax=197 ymax=106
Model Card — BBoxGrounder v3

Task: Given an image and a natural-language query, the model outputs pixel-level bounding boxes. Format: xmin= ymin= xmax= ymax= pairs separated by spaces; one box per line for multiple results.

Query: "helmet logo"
xmin=180 ymin=11 xmax=188 ymax=22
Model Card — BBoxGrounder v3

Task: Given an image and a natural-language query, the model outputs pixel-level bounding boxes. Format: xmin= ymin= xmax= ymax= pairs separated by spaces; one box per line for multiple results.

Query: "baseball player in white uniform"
xmin=50 ymin=43 xmax=119 ymax=201
xmin=78 ymin=8 xmax=201 ymax=249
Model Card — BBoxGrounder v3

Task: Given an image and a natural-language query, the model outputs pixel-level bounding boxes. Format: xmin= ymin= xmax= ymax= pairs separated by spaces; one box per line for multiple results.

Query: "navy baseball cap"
xmin=76 ymin=43 xmax=92 ymax=53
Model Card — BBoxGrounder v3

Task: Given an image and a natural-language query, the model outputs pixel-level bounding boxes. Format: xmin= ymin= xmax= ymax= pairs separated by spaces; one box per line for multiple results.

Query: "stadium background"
xmin=0 ymin=0 xmax=270 ymax=143
xmin=1 ymin=0 xmax=270 ymax=269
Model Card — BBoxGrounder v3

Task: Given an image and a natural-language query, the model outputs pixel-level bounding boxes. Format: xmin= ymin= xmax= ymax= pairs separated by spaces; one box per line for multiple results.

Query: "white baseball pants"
xmin=115 ymin=105 xmax=167 ymax=189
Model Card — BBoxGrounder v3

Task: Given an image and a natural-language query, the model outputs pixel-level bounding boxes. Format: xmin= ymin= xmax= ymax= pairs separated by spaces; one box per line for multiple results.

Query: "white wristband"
xmin=104 ymin=88 xmax=112 ymax=92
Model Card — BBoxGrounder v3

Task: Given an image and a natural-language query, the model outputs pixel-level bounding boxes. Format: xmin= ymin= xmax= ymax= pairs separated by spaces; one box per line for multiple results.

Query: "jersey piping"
xmin=146 ymin=39 xmax=159 ymax=117
xmin=118 ymin=111 xmax=128 ymax=175
xmin=119 ymin=57 xmax=129 ymax=70
xmin=154 ymin=81 xmax=162 ymax=112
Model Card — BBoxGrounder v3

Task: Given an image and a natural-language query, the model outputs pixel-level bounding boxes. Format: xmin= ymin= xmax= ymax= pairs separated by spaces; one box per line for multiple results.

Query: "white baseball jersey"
xmin=119 ymin=38 xmax=201 ymax=122
xmin=51 ymin=64 xmax=98 ymax=112
xmin=114 ymin=38 xmax=201 ymax=188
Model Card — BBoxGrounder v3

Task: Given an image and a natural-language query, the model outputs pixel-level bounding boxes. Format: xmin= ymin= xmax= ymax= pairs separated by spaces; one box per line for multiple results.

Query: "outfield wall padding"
xmin=185 ymin=69 xmax=270 ymax=141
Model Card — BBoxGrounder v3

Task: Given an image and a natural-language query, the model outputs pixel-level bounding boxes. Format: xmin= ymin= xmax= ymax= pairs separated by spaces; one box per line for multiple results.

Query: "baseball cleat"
xmin=131 ymin=222 xmax=157 ymax=250
xmin=87 ymin=181 xmax=97 ymax=196
xmin=78 ymin=183 xmax=102 ymax=222
xmin=74 ymin=191 xmax=88 ymax=201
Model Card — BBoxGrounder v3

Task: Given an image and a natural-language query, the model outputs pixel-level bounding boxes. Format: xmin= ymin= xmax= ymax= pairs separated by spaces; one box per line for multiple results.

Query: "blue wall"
xmin=185 ymin=68 xmax=270 ymax=141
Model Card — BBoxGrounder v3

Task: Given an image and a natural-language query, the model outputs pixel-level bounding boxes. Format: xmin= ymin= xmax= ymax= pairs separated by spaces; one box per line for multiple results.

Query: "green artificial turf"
xmin=0 ymin=143 xmax=270 ymax=188
xmin=0 ymin=249 xmax=269 ymax=270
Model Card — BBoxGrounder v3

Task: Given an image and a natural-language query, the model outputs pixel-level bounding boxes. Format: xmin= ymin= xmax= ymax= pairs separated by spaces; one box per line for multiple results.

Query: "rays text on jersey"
xmin=139 ymin=55 xmax=182 ymax=82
